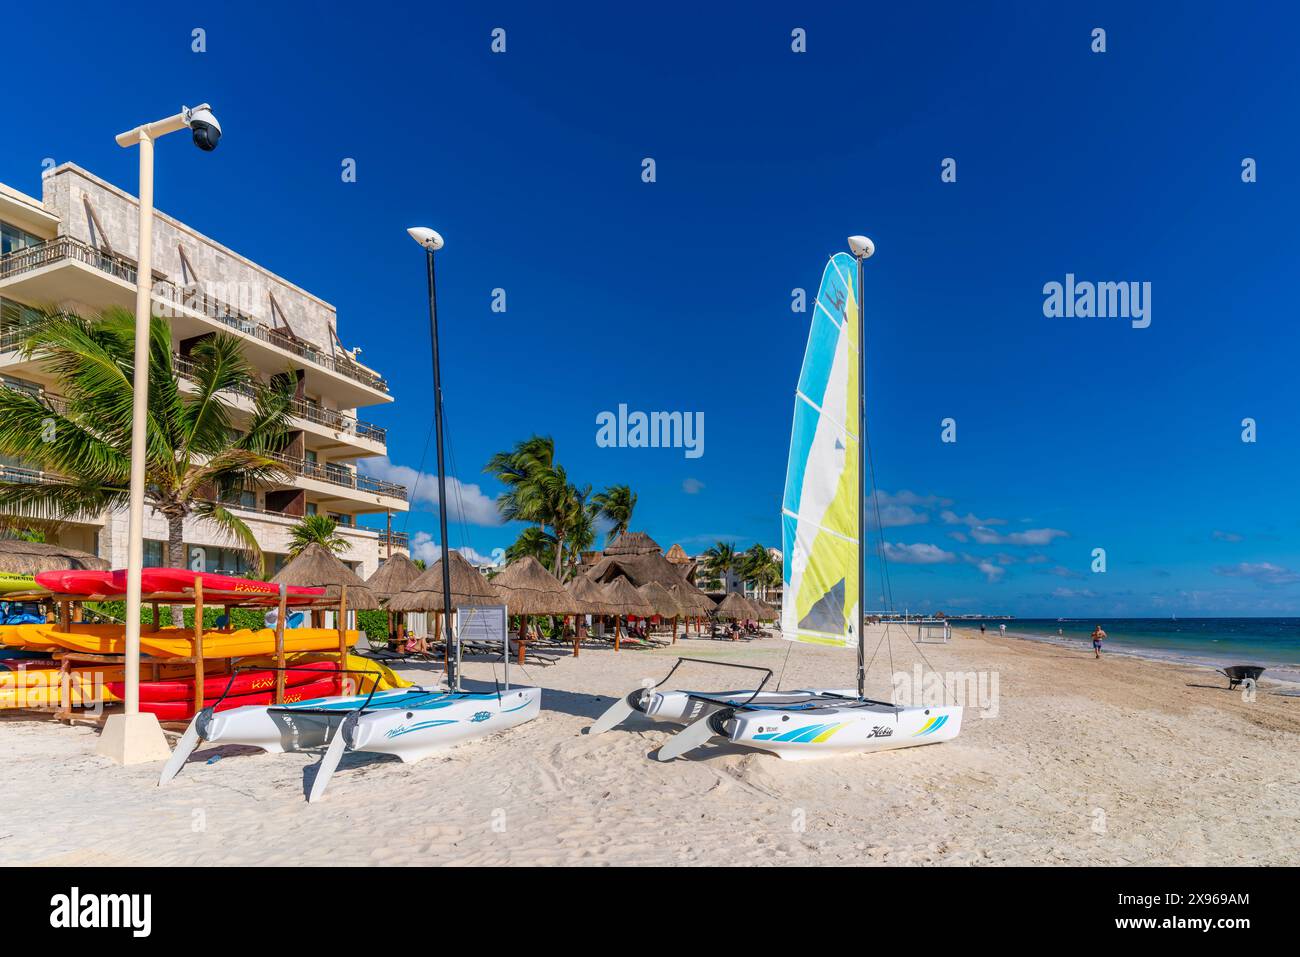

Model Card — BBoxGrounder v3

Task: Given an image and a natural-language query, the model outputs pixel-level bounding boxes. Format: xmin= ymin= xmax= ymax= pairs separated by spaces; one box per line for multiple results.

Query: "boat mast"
xmin=849 ymin=235 xmax=875 ymax=701
xmin=411 ymin=226 xmax=457 ymax=692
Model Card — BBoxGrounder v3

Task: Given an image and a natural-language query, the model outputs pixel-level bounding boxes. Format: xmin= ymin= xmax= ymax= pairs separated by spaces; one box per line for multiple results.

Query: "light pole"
xmin=847 ymin=234 xmax=874 ymax=702
xmin=407 ymin=226 xmax=457 ymax=691
xmin=98 ymin=105 xmax=222 ymax=765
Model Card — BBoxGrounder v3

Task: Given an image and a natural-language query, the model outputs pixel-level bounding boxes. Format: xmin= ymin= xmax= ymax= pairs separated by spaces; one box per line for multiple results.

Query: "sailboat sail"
xmin=781 ymin=253 xmax=860 ymax=647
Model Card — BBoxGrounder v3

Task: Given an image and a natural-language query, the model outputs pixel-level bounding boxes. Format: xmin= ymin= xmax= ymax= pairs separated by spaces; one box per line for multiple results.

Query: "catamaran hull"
xmin=722 ymin=704 xmax=963 ymax=761
xmin=644 ymin=688 xmax=859 ymax=723
xmin=347 ymin=687 xmax=541 ymax=763
xmin=198 ymin=689 xmax=426 ymax=754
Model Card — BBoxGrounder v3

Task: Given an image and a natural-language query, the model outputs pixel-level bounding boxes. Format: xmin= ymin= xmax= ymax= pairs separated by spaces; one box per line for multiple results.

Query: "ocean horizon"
xmin=984 ymin=617 xmax=1300 ymax=683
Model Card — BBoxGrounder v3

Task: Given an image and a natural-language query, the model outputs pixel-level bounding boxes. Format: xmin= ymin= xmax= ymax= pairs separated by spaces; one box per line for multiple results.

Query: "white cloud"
xmin=876 ymin=490 xmax=953 ymax=508
xmin=876 ymin=505 xmax=930 ymax=527
xmin=940 ymin=510 xmax=1006 ymax=527
xmin=1212 ymin=530 xmax=1243 ymax=542
xmin=411 ymin=531 xmax=501 ymax=568
xmin=361 ymin=456 xmax=502 ymax=526
xmin=974 ymin=561 xmax=1005 ymax=583
xmin=1051 ymin=587 xmax=1098 ymax=600
xmin=969 ymin=526 xmax=1068 ymax=546
xmin=682 ymin=478 xmax=705 ymax=494
xmin=947 ymin=531 xmax=969 ymax=543
xmin=883 ymin=542 xmax=956 ymax=564
xmin=1214 ymin=562 xmax=1300 ymax=585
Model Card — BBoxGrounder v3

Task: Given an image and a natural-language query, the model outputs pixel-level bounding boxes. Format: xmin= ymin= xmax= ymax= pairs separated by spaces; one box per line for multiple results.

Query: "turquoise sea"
xmin=991 ymin=618 xmax=1300 ymax=684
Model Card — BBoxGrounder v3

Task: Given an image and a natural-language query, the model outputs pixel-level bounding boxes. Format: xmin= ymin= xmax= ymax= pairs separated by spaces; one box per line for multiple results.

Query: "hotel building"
xmin=0 ymin=164 xmax=408 ymax=578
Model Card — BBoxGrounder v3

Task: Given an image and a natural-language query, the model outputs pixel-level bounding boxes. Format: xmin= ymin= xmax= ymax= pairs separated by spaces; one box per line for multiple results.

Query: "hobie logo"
xmin=49 ymin=887 xmax=151 ymax=937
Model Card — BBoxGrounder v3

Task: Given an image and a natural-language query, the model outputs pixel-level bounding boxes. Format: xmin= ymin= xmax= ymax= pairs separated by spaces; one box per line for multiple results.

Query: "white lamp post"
xmin=97 ymin=105 xmax=222 ymax=765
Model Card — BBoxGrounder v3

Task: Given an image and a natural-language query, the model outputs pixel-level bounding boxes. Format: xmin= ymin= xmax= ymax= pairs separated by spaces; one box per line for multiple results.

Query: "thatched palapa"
xmin=272 ymin=542 xmax=380 ymax=609
xmin=490 ymin=556 xmax=576 ymax=615
xmin=600 ymin=577 xmax=653 ymax=616
xmin=637 ymin=580 xmax=682 ymax=618
xmin=0 ymin=539 xmax=109 ymax=575
xmin=388 ymin=550 xmax=500 ymax=613
xmin=364 ymin=551 xmax=423 ymax=602
xmin=715 ymin=592 xmax=754 ymax=620
xmin=566 ymin=575 xmax=615 ymax=615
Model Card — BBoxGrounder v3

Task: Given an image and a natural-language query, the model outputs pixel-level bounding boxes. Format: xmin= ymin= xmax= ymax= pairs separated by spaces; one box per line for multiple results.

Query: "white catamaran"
xmin=590 ymin=236 xmax=962 ymax=761
xmin=159 ymin=226 xmax=542 ymax=800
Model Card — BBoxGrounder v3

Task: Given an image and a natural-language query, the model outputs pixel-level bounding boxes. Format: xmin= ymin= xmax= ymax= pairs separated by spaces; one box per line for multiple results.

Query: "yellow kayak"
xmin=25 ymin=625 xmax=358 ymax=659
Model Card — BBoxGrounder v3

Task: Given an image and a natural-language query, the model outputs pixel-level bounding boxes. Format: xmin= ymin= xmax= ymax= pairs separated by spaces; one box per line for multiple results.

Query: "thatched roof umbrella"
xmin=599 ymin=576 xmax=652 ymax=651
xmin=669 ymin=580 xmax=714 ymax=635
xmin=272 ymin=543 xmax=380 ymax=614
xmin=490 ymin=556 xmax=575 ymax=615
xmin=639 ymin=580 xmax=685 ymax=643
xmin=388 ymin=550 xmax=500 ymax=613
xmin=364 ymin=552 xmax=422 ymax=603
xmin=603 ymin=531 xmax=663 ymax=556
xmin=566 ymin=575 xmax=614 ymax=615
xmin=0 ymin=539 xmax=109 ymax=574
xmin=715 ymin=592 xmax=752 ymax=620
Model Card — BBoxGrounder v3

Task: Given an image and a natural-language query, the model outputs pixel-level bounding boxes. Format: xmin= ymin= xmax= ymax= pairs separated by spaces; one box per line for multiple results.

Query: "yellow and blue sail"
xmin=781 ymin=253 xmax=860 ymax=647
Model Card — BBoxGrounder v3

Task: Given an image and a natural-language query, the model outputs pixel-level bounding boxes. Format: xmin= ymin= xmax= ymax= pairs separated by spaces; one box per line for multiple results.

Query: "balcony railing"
xmin=170 ymin=353 xmax=385 ymax=444
xmin=0 ymin=463 xmax=59 ymax=486
xmin=0 ymin=236 xmax=388 ymax=393
xmin=378 ymin=530 xmax=410 ymax=549
xmin=267 ymin=451 xmax=407 ymax=501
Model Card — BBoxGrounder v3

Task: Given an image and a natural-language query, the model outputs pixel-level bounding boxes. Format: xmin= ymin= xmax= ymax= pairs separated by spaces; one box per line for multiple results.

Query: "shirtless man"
xmin=1091 ymin=625 xmax=1106 ymax=659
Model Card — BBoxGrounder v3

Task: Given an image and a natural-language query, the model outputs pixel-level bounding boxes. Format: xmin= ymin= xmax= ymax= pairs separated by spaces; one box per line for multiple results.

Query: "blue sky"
xmin=4 ymin=2 xmax=1298 ymax=616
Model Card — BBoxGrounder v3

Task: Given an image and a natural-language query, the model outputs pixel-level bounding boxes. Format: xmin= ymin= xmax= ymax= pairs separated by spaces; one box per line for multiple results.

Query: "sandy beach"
xmin=2 ymin=629 xmax=1297 ymax=867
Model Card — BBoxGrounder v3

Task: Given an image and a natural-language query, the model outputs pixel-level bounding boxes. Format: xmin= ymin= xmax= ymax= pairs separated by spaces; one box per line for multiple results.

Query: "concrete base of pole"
xmin=96 ymin=712 xmax=172 ymax=765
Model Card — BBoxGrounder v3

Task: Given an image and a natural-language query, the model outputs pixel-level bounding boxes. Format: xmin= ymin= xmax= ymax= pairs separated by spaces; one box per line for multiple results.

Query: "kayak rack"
xmin=16 ymin=578 xmax=358 ymax=726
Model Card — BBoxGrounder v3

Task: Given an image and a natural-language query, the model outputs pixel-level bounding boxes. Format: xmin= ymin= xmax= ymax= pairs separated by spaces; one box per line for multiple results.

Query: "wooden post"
xmin=572 ymin=613 xmax=581 ymax=658
xmin=517 ymin=614 xmax=528 ymax=666
xmin=274 ymin=584 xmax=287 ymax=703
xmin=58 ymin=600 xmax=70 ymax=631
xmin=149 ymin=602 xmax=159 ymax=633
xmin=192 ymin=578 xmax=205 ymax=718
xmin=614 ymin=614 xmax=621 ymax=652
xmin=671 ymin=615 xmax=679 ymax=645
xmin=336 ymin=584 xmax=349 ymax=695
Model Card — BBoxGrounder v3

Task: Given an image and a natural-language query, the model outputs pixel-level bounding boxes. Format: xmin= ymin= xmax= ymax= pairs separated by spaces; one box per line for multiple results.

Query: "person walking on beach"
xmin=1091 ymin=625 xmax=1106 ymax=659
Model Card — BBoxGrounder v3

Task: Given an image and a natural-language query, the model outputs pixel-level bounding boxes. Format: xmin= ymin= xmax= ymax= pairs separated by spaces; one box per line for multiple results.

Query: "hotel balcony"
xmin=0 ymin=385 xmax=406 ymax=515
xmin=377 ymin=529 xmax=410 ymax=553
xmin=0 ymin=235 xmax=390 ymax=409
xmin=0 ymin=298 xmax=387 ymax=459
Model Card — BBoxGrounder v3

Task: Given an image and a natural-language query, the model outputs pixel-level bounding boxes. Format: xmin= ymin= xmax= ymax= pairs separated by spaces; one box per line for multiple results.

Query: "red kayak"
xmin=34 ymin=570 xmax=115 ymax=596
xmin=107 ymin=660 xmax=337 ymax=702
xmin=35 ymin=568 xmax=324 ymax=603
xmin=139 ymin=674 xmax=339 ymax=721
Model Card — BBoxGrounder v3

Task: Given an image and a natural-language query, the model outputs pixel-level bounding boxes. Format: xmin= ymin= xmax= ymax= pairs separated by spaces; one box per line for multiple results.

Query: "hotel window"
xmin=306 ymin=502 xmax=318 ymax=516
xmin=0 ymin=222 xmax=42 ymax=256
xmin=0 ymin=297 xmax=42 ymax=333
xmin=328 ymin=512 xmax=353 ymax=527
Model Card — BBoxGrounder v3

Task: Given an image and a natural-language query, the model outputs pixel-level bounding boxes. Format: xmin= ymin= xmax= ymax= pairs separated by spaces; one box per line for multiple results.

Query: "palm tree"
xmin=0 ymin=307 xmax=294 ymax=576
xmin=701 ymin=541 xmax=737 ymax=591
xmin=740 ymin=544 xmax=780 ymax=600
xmin=483 ymin=436 xmax=591 ymax=578
xmin=589 ymin=484 xmax=636 ymax=543
xmin=288 ymin=514 xmax=349 ymax=557
xmin=505 ymin=525 xmax=554 ymax=567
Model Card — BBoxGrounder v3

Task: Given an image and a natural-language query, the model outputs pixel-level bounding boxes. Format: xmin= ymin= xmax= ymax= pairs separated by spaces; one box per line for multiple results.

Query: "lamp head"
xmin=407 ymin=227 xmax=444 ymax=251
xmin=847 ymin=235 xmax=875 ymax=260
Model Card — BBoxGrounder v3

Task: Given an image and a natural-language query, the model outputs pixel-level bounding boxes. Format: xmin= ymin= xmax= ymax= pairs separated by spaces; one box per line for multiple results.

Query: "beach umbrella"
xmin=566 ymin=575 xmax=614 ymax=615
xmin=638 ymin=580 xmax=684 ymax=643
xmin=490 ymin=556 xmax=579 ymax=654
xmin=0 ymin=539 xmax=109 ymax=574
xmin=365 ymin=552 xmax=424 ymax=644
xmin=565 ymin=575 xmax=616 ymax=657
xmin=364 ymin=551 xmax=422 ymax=602
xmin=669 ymin=580 xmax=714 ymax=634
xmin=388 ymin=550 xmax=500 ymax=614
xmin=272 ymin=543 xmax=380 ymax=610
xmin=599 ymin=576 xmax=653 ymax=651
xmin=715 ymin=592 xmax=752 ymax=620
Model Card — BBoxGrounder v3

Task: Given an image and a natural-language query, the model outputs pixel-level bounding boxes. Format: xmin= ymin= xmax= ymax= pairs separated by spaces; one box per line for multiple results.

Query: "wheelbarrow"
xmin=1219 ymin=665 xmax=1265 ymax=689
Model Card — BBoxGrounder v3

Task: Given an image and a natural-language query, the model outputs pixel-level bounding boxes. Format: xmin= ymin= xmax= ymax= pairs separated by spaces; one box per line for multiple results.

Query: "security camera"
xmin=847 ymin=235 xmax=875 ymax=260
xmin=185 ymin=105 xmax=221 ymax=152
